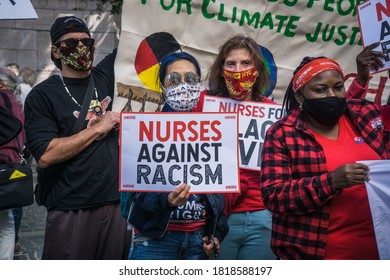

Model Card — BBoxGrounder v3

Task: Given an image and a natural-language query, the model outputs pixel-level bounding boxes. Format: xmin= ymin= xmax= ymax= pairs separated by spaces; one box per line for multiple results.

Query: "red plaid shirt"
xmin=260 ymin=99 xmax=390 ymax=259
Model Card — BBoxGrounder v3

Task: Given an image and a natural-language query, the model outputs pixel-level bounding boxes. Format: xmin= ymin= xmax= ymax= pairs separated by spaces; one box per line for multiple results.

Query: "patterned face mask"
xmin=162 ymin=82 xmax=201 ymax=112
xmin=223 ymin=67 xmax=258 ymax=100
xmin=59 ymin=45 xmax=95 ymax=72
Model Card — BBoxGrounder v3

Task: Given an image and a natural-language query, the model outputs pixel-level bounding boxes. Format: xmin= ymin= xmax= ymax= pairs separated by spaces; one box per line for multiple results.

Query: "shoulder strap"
xmin=68 ymin=75 xmax=95 ymax=136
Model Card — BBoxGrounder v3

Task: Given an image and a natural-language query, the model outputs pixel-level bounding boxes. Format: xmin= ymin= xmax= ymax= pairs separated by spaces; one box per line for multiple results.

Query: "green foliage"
xmin=96 ymin=0 xmax=123 ymax=15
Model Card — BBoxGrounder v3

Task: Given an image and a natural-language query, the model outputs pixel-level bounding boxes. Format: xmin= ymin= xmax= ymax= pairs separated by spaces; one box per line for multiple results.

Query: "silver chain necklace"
xmin=59 ymin=74 xmax=103 ymax=115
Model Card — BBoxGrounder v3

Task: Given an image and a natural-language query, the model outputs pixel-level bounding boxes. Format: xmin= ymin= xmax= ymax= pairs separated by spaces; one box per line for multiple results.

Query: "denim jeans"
xmin=12 ymin=207 xmax=23 ymax=243
xmin=129 ymin=228 xmax=208 ymax=260
xmin=0 ymin=209 xmax=15 ymax=260
xmin=217 ymin=210 xmax=276 ymax=260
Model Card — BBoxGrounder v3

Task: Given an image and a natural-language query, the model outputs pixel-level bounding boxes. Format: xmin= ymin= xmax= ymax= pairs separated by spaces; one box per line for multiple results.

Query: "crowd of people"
xmin=0 ymin=14 xmax=389 ymax=260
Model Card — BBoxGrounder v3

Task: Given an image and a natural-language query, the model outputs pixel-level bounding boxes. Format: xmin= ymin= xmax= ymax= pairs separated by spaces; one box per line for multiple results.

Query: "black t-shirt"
xmin=24 ymin=50 xmax=119 ymax=210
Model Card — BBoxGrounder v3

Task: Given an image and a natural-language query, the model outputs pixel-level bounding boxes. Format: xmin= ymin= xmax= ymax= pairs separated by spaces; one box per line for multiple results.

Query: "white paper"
xmin=357 ymin=0 xmax=390 ymax=74
xmin=357 ymin=159 xmax=390 ymax=260
xmin=120 ymin=112 xmax=240 ymax=193
xmin=0 ymin=0 xmax=38 ymax=20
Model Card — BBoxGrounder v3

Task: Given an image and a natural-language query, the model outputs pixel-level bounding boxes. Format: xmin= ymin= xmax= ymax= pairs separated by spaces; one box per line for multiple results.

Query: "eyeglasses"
xmin=54 ymin=38 xmax=95 ymax=48
xmin=164 ymin=72 xmax=200 ymax=87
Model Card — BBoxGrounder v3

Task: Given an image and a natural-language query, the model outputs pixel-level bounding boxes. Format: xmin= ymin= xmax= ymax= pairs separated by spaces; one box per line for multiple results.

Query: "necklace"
xmin=59 ymin=74 xmax=103 ymax=115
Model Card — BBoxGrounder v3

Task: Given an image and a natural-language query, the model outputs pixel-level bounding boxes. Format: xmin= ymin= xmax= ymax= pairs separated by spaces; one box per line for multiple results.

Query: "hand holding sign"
xmin=167 ymin=183 xmax=191 ymax=207
xmin=357 ymin=0 xmax=390 ymax=74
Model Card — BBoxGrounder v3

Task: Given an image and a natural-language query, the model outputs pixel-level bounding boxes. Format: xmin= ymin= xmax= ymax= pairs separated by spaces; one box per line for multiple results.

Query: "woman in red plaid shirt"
xmin=260 ymin=56 xmax=390 ymax=259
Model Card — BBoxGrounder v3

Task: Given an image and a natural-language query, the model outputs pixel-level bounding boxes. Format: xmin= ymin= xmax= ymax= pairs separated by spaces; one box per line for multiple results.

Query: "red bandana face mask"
xmin=223 ymin=67 xmax=258 ymax=100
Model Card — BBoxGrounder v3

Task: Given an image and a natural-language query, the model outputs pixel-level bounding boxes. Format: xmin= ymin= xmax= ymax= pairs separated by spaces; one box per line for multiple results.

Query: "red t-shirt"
xmin=311 ymin=115 xmax=380 ymax=259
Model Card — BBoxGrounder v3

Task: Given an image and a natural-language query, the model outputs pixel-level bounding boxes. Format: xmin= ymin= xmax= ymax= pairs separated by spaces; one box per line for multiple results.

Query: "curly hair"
xmin=206 ymin=35 xmax=270 ymax=102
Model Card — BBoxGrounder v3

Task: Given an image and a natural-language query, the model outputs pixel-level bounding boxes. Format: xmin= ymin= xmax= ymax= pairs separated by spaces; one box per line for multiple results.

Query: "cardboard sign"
xmin=357 ymin=0 xmax=390 ymax=74
xmin=202 ymin=96 xmax=285 ymax=171
xmin=120 ymin=112 xmax=240 ymax=193
xmin=0 ymin=0 xmax=38 ymax=19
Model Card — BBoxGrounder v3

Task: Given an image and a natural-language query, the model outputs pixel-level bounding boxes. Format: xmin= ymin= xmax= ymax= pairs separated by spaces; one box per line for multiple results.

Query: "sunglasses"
xmin=54 ymin=38 xmax=95 ymax=48
xmin=164 ymin=72 xmax=200 ymax=88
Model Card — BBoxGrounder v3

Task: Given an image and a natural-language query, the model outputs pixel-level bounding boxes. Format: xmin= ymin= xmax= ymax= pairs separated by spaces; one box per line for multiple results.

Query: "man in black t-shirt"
xmin=24 ymin=16 xmax=129 ymax=260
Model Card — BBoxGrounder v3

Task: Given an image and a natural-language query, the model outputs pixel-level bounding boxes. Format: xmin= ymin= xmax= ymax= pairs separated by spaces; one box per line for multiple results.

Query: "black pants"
xmin=42 ymin=203 xmax=131 ymax=260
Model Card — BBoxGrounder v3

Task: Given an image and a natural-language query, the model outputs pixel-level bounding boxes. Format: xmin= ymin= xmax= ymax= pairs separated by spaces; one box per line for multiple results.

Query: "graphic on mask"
xmin=60 ymin=45 xmax=95 ymax=72
xmin=303 ymin=96 xmax=347 ymax=126
xmin=73 ymin=96 xmax=112 ymax=140
xmin=223 ymin=67 xmax=258 ymax=100
xmin=162 ymin=82 xmax=200 ymax=112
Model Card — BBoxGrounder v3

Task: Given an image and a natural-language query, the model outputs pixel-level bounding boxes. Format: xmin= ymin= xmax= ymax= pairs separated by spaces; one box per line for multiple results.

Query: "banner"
xmin=0 ymin=0 xmax=37 ymax=19
xmin=357 ymin=159 xmax=390 ymax=260
xmin=357 ymin=0 xmax=390 ymax=74
xmin=119 ymin=112 xmax=239 ymax=193
xmin=202 ymin=96 xmax=284 ymax=170
xmin=115 ymin=0 xmax=390 ymax=114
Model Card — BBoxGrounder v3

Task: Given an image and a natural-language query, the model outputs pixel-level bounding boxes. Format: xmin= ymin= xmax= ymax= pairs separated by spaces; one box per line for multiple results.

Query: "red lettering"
xmin=376 ymin=0 xmax=390 ymax=21
xmin=237 ymin=103 xmax=245 ymax=116
xmin=345 ymin=73 xmax=386 ymax=106
xmin=173 ymin=121 xmax=186 ymax=141
xmin=200 ymin=121 xmax=210 ymax=141
xmin=156 ymin=121 xmax=170 ymax=142
xmin=139 ymin=121 xmax=153 ymax=141
xmin=187 ymin=120 xmax=199 ymax=141
xmin=210 ymin=120 xmax=222 ymax=141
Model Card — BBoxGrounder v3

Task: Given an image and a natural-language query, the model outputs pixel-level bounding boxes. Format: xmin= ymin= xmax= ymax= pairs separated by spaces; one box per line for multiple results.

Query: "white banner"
xmin=120 ymin=112 xmax=239 ymax=193
xmin=0 ymin=0 xmax=37 ymax=19
xmin=357 ymin=0 xmax=390 ymax=74
xmin=357 ymin=159 xmax=390 ymax=260
xmin=115 ymin=0 xmax=390 ymax=114
xmin=202 ymin=96 xmax=285 ymax=170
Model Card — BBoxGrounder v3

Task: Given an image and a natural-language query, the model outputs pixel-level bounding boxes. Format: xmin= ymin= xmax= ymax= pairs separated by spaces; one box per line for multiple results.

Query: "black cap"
xmin=50 ymin=16 xmax=90 ymax=44
xmin=50 ymin=16 xmax=91 ymax=69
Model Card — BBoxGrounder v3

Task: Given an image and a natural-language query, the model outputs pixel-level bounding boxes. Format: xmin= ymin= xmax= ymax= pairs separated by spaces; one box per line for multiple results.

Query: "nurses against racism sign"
xmin=120 ymin=112 xmax=239 ymax=193
xmin=358 ymin=0 xmax=390 ymax=74
xmin=203 ymin=96 xmax=285 ymax=170
xmin=114 ymin=0 xmax=390 ymax=113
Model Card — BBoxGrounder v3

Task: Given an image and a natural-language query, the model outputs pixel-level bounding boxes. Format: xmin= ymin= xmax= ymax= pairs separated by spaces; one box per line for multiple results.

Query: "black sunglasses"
xmin=54 ymin=38 xmax=95 ymax=48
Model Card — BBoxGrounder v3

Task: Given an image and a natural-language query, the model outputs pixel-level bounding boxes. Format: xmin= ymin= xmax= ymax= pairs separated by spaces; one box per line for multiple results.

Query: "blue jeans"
xmin=0 ymin=210 xmax=15 ymax=260
xmin=217 ymin=210 xmax=276 ymax=260
xmin=129 ymin=229 xmax=208 ymax=260
xmin=12 ymin=207 xmax=22 ymax=243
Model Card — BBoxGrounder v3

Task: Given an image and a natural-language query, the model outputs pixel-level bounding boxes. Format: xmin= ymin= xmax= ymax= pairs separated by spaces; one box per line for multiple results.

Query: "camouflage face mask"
xmin=59 ymin=45 xmax=95 ymax=72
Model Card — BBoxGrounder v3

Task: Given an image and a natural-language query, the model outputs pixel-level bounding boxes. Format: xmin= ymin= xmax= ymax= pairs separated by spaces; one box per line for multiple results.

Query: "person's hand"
xmin=356 ymin=42 xmax=385 ymax=86
xmin=202 ymin=236 xmax=220 ymax=258
xmin=167 ymin=183 xmax=190 ymax=207
xmin=94 ymin=111 xmax=120 ymax=135
xmin=331 ymin=163 xmax=370 ymax=191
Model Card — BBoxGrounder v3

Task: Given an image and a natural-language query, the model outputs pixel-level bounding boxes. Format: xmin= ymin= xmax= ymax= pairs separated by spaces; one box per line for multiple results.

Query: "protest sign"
xmin=357 ymin=0 xmax=390 ymax=74
xmin=115 ymin=0 xmax=390 ymax=114
xmin=120 ymin=112 xmax=240 ymax=193
xmin=202 ymin=96 xmax=285 ymax=170
xmin=0 ymin=0 xmax=37 ymax=19
xmin=357 ymin=159 xmax=390 ymax=260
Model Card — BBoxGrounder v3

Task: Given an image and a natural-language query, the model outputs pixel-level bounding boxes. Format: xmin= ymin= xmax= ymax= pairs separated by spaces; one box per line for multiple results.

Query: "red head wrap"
xmin=292 ymin=58 xmax=344 ymax=92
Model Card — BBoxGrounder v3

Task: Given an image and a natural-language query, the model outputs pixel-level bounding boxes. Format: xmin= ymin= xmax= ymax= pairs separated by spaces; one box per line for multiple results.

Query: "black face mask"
xmin=302 ymin=96 xmax=347 ymax=126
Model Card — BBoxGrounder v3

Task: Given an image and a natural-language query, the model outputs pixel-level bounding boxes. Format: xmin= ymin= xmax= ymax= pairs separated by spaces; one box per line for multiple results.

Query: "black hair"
xmin=282 ymin=56 xmax=325 ymax=113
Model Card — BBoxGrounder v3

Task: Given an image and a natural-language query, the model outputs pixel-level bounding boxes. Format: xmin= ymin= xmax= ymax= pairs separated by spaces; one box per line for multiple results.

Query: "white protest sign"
xmin=357 ymin=0 xmax=390 ymax=74
xmin=120 ymin=112 xmax=239 ymax=193
xmin=0 ymin=0 xmax=37 ymax=19
xmin=202 ymin=96 xmax=285 ymax=170
xmin=357 ymin=159 xmax=390 ymax=260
